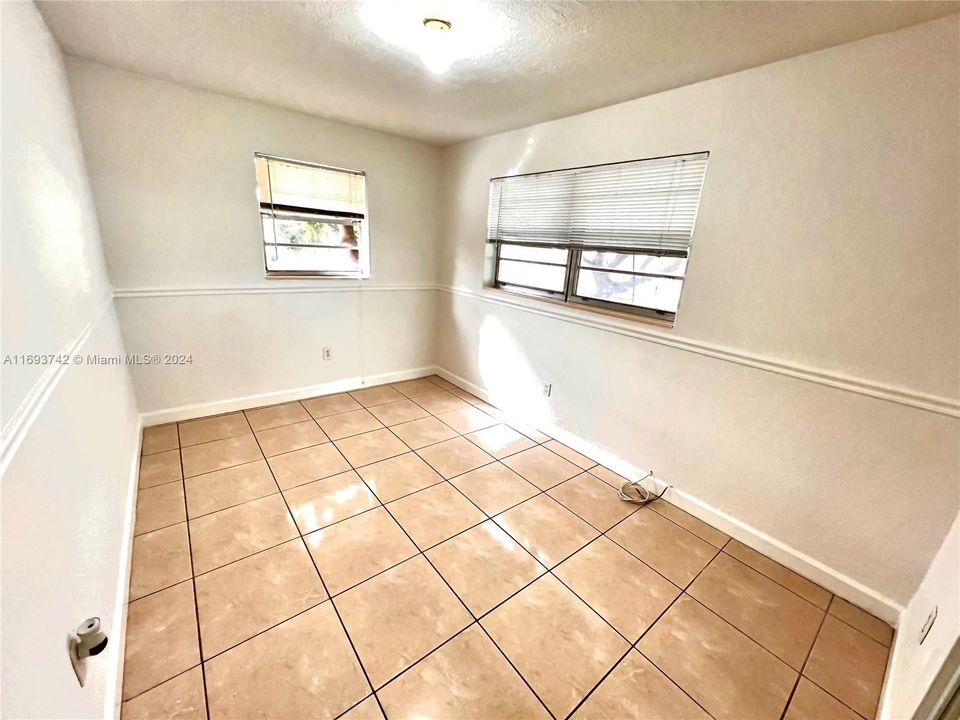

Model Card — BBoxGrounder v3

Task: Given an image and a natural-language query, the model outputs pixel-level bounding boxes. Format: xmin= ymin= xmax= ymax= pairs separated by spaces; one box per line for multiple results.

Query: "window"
xmin=255 ymin=153 xmax=369 ymax=277
xmin=487 ymin=152 xmax=708 ymax=323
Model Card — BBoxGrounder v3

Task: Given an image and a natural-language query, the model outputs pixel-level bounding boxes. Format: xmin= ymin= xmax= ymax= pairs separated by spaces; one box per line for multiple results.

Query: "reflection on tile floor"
xmin=125 ymin=375 xmax=894 ymax=720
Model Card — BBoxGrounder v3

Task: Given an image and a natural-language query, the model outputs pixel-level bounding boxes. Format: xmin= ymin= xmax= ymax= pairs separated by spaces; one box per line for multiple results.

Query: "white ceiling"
xmin=37 ymin=0 xmax=959 ymax=146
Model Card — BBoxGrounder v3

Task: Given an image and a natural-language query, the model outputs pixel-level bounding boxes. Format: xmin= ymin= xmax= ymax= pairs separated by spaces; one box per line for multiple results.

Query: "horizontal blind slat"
xmin=487 ymin=152 xmax=708 ymax=253
xmin=257 ymin=155 xmax=367 ymax=217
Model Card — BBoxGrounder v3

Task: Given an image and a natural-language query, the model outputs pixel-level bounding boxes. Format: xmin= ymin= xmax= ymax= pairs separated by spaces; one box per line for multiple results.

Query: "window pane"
xmin=499 ymin=244 xmax=568 ymax=265
xmin=576 ymin=269 xmax=682 ymax=312
xmin=497 ymin=259 xmax=566 ymax=292
xmin=262 ymin=217 xmax=361 ymax=248
xmin=580 ymin=251 xmax=687 ymax=277
xmin=264 ymin=243 xmax=360 ymax=273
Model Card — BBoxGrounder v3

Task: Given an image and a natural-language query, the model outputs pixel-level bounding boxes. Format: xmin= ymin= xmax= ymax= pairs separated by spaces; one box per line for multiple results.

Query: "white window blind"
xmin=256 ymin=155 xmax=366 ymax=219
xmin=487 ymin=152 xmax=709 ymax=254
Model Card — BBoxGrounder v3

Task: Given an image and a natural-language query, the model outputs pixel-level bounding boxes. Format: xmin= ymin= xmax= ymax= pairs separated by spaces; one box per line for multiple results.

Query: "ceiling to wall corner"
xmin=37 ymin=0 xmax=958 ymax=146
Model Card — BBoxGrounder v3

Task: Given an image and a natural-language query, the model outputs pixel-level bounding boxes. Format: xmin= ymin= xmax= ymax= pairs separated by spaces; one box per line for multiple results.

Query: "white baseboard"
xmin=433 ymin=366 xmax=904 ymax=626
xmin=877 ymin=610 xmax=909 ymax=720
xmin=105 ymin=417 xmax=143 ymax=719
xmin=140 ymin=366 xmax=440 ymax=426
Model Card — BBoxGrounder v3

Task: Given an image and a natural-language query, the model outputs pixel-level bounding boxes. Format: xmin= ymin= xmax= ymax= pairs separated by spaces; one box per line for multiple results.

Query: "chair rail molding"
xmin=112 ymin=283 xmax=442 ymax=298
xmin=439 ymin=284 xmax=960 ymax=419
xmin=0 ymin=292 xmax=115 ymax=476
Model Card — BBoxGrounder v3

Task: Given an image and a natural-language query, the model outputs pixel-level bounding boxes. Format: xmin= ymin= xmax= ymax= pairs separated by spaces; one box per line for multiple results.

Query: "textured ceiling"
xmin=37 ymin=0 xmax=959 ymax=146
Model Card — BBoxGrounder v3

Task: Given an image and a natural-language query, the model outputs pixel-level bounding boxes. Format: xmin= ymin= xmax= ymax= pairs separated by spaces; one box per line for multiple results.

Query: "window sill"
xmin=265 ymin=272 xmax=370 ymax=280
xmin=482 ymin=286 xmax=675 ymax=329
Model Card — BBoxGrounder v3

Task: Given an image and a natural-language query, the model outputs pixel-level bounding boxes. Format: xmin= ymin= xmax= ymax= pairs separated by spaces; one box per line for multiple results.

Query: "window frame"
xmin=487 ymin=152 xmax=708 ymax=325
xmin=255 ymin=152 xmax=370 ymax=280
xmin=492 ymin=241 xmax=688 ymax=324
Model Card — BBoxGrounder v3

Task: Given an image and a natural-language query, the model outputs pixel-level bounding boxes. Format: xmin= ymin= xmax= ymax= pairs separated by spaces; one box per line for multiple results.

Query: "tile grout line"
xmin=790 ymin=595 xmax=883 ymax=720
xmin=620 ymin=546 xmax=727 ymax=717
xmin=192 ymin=478 xmax=480 ymax=590
xmin=139 ymin=382 xmax=632 ymax=708
xmin=779 ymin=608 xmax=831 ymax=720
xmin=332 ymin=693 xmax=378 ymax=720
xmin=137 ymin=377 xmax=877 ymax=718
xmin=393 ymin=428 xmax=661 ymax=715
xmin=281 ymin=413 xmax=487 ymax=701
xmin=564 ymin=528 xmax=725 ymax=719
xmin=176 ymin=423 xmax=212 ymax=720
xmin=716 ymin=549 xmax=831 ymax=617
xmin=718 ymin=543 xmax=836 ymax=613
xmin=632 ymin=553 xmax=799 ymax=720
xmin=417 ymin=429 xmax=713 ymax=719
xmin=187 ymin=380 xmax=858 ymax=716
xmin=187 ymin=597 xmax=329 ymax=666
xmin=184 ymin=485 xmax=278 ymax=522
xmin=188 ymin=382 xmax=828 ymax=614
xmin=176 ymin=419 xmax=583 ymax=535
xmin=797 ymin=676 xmax=872 ymax=720
xmin=425 ymin=451 xmax=644 ymax=645
xmin=372 ymin=545 xmax=557 ymax=717
xmin=181 ymin=456 xmax=264 ymax=481
xmin=578 ymin=518 xmax=879 ymax=720
xmin=699 ymin=549 xmax=893 ymax=671
xmin=469 ymin=471 xmax=688 ymax=612
xmin=241 ymin=409 xmax=392 ymax=720
xmin=172 ymin=433 xmax=559 ymax=590
xmin=823 ymin=613 xmax=892 ymax=649
xmin=448 ymin=476 xmax=645 ymax=648
xmin=494 ymin=502 xmax=702 ymax=716
xmin=285 ymin=381 xmax=879 ymax=712
xmin=121 ymin=661 xmax=205 ymax=707
xmin=388 ymin=409 xmax=696 ymax=664
xmin=357 ymin=424 xmax=558 ymax=719
xmin=251 ymin=389 xmax=546 ymax=464
xmin=135 ymin=474 xmax=189 ymax=491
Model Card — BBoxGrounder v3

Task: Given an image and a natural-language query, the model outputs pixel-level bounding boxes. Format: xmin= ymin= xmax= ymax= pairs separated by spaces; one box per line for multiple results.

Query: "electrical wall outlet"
xmin=322 ymin=347 xmax=332 ymax=361
xmin=542 ymin=383 xmax=552 ymax=398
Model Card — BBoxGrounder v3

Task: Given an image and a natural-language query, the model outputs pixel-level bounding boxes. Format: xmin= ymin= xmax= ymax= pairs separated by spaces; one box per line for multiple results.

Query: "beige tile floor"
xmin=124 ymin=375 xmax=894 ymax=720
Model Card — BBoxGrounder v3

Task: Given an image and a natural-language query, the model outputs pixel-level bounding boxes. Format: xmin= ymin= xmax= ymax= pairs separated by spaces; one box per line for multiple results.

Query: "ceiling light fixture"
xmin=360 ymin=1 xmax=510 ymax=78
xmin=423 ymin=17 xmax=452 ymax=32
xmin=420 ymin=15 xmax=455 ymax=74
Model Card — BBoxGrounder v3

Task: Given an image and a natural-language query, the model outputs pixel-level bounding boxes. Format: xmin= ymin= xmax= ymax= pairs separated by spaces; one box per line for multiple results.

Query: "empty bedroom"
xmin=1 ymin=1 xmax=958 ymax=719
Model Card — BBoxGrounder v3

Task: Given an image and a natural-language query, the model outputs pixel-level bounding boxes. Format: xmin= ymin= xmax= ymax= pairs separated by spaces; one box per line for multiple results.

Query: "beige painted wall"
xmin=65 ymin=58 xmax=443 ymax=412
xmin=436 ymin=16 xmax=960 ymax=606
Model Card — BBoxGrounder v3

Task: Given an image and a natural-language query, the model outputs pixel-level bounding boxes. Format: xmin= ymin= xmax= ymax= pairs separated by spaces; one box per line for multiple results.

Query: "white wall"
xmin=883 ymin=512 xmax=960 ymax=719
xmin=1 ymin=12 xmax=111 ymax=426
xmin=1 ymin=4 xmax=140 ymax=718
xmin=436 ymin=16 xmax=960 ymax=607
xmin=64 ymin=58 xmax=442 ymax=415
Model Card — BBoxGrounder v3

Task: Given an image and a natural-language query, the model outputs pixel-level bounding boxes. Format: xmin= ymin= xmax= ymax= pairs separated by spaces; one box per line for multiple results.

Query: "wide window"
xmin=487 ymin=152 xmax=708 ymax=323
xmin=255 ymin=153 xmax=369 ymax=277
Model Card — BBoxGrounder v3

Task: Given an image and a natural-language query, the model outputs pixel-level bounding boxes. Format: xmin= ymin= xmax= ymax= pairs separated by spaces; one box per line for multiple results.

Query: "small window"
xmin=487 ymin=152 xmax=708 ymax=323
xmin=255 ymin=153 xmax=369 ymax=277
